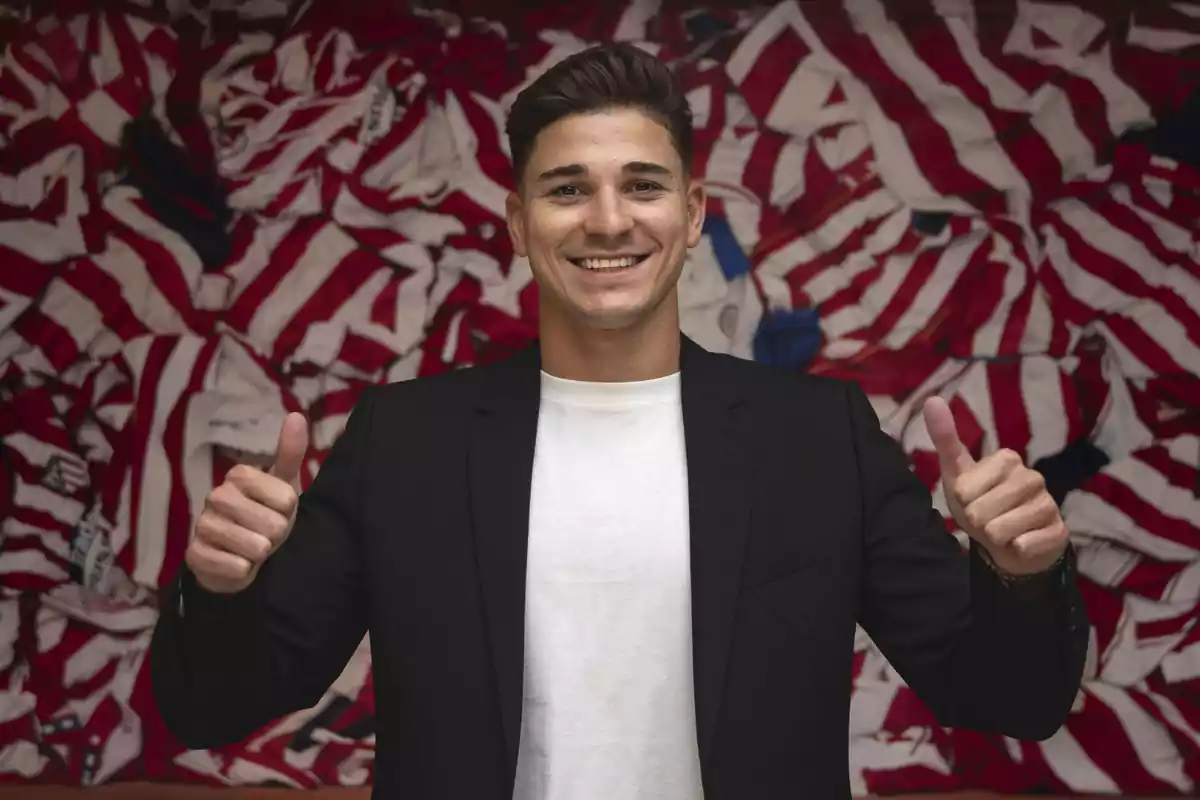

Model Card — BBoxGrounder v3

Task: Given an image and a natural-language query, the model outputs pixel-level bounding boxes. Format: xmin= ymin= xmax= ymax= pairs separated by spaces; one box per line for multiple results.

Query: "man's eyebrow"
xmin=535 ymin=164 xmax=587 ymax=182
xmin=534 ymin=161 xmax=675 ymax=182
xmin=624 ymin=161 xmax=672 ymax=176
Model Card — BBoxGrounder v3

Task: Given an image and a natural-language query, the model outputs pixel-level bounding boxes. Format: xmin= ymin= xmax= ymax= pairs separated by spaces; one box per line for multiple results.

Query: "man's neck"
xmin=538 ymin=300 xmax=681 ymax=383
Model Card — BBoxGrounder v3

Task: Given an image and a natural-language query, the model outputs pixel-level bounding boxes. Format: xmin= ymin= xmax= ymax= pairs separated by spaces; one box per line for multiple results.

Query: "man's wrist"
xmin=976 ymin=543 xmax=1069 ymax=600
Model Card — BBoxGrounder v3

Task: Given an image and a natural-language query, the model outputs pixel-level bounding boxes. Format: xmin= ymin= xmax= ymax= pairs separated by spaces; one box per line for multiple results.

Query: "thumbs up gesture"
xmin=185 ymin=413 xmax=309 ymax=594
xmin=922 ymin=397 xmax=1069 ymax=577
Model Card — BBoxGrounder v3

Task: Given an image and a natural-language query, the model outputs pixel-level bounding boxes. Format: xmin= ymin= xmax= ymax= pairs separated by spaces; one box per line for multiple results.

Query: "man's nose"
xmin=582 ymin=187 xmax=634 ymax=237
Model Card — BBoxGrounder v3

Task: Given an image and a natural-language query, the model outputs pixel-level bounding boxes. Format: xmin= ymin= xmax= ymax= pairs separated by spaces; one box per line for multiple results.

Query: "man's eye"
xmin=551 ymin=185 xmax=581 ymax=197
xmin=631 ymin=181 xmax=663 ymax=193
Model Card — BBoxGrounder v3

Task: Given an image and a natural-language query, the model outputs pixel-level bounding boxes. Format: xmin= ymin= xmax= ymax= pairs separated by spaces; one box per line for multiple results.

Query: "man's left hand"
xmin=922 ymin=396 xmax=1069 ymax=577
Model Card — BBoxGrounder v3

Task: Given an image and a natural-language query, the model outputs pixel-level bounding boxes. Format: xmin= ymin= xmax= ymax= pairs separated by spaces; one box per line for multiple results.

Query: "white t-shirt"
xmin=512 ymin=370 xmax=703 ymax=800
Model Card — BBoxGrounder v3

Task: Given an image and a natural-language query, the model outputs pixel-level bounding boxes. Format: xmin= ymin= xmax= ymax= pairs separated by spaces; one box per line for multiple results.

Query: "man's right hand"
xmin=185 ymin=412 xmax=309 ymax=594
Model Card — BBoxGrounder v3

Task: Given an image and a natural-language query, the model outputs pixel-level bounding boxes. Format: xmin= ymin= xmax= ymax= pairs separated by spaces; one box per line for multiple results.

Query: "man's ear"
xmin=685 ymin=179 xmax=707 ymax=248
xmin=506 ymin=190 xmax=527 ymax=257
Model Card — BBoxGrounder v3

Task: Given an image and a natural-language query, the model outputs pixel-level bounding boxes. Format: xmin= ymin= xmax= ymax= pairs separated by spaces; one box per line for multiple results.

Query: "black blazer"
xmin=151 ymin=335 xmax=1089 ymax=798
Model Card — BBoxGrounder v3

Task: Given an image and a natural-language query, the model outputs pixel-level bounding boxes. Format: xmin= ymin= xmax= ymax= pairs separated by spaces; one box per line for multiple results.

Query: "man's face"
xmin=506 ymin=107 xmax=706 ymax=332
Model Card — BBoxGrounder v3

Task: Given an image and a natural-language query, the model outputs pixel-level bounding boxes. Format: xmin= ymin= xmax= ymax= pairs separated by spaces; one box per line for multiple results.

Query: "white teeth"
xmin=578 ymin=256 xmax=644 ymax=270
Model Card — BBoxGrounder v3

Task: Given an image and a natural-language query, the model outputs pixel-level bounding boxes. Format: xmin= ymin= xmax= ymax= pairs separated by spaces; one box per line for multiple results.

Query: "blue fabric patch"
xmin=703 ymin=215 xmax=750 ymax=280
xmin=753 ymin=308 xmax=822 ymax=370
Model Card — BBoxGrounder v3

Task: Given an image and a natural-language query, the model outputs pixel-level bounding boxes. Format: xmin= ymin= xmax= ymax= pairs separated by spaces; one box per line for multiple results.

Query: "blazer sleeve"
xmin=149 ymin=387 xmax=376 ymax=749
xmin=846 ymin=382 xmax=1090 ymax=741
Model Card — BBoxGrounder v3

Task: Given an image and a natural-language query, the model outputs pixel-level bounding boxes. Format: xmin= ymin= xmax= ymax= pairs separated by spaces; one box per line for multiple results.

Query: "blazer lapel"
xmin=679 ymin=336 xmax=760 ymax=766
xmin=467 ymin=343 xmax=542 ymax=777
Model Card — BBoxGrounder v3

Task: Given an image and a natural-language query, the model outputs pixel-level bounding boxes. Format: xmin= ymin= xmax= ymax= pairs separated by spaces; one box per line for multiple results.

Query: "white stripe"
xmin=612 ymin=0 xmax=661 ymax=41
xmin=1028 ymin=85 xmax=1100 ymax=181
xmin=1038 ymin=719 xmax=1120 ymax=793
xmin=1111 ymin=444 xmax=1200 ymax=527
xmin=725 ymin=1 xmax=795 ymax=87
xmin=1113 ymin=187 xmax=1193 ymax=256
xmin=227 ymin=218 xmax=295 ymax=299
xmin=105 ymin=186 xmax=204 ymax=288
xmin=1061 ymin=491 xmax=1199 ymax=562
xmin=93 ymin=15 xmax=123 ymax=85
xmin=246 ymin=223 xmax=358 ymax=353
xmin=851 ymin=0 xmax=1029 ymax=198
xmin=225 ymin=96 xmax=367 ymax=210
xmin=1087 ymin=682 xmax=1192 ymax=791
xmin=1164 ymin=557 xmax=1200 ymax=605
xmin=1044 ymin=228 xmax=1200 ymax=375
xmin=442 ymin=92 xmax=510 ymax=218
xmin=0 ymin=549 xmax=68 ymax=584
xmin=93 ymin=236 xmax=191 ymax=335
xmin=1100 ymin=593 xmax=1195 ymax=685
xmin=3 ymin=431 xmax=76 ymax=468
xmin=883 ymin=233 xmax=984 ymax=349
xmin=37 ymin=278 xmax=122 ymax=362
xmin=12 ymin=477 xmax=83 ymax=524
xmin=1073 ymin=539 xmax=1140 ymax=587
xmin=1022 ymin=357 xmax=1070 ymax=462
xmin=956 ymin=361 xmax=998 ymax=451
xmin=758 ymin=188 xmax=898 ymax=309
xmin=442 ymin=309 xmax=466 ymax=364
xmin=768 ymin=137 xmax=808 ymax=207
xmin=1056 ymin=199 xmax=1200 ymax=310
xmin=944 ymin=15 xmax=1033 ymax=112
xmin=183 ymin=349 xmax=221 ymax=552
xmin=971 ymin=234 xmax=1028 ymax=353
xmin=1162 ymin=639 xmax=1200 ymax=683
xmin=132 ymin=337 xmax=205 ymax=587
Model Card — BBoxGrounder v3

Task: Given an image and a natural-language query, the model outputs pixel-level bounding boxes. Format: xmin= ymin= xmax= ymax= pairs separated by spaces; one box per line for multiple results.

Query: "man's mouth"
xmin=568 ymin=254 xmax=651 ymax=272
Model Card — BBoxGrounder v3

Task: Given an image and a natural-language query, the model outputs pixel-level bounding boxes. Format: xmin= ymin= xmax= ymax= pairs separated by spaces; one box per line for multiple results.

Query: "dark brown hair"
xmin=505 ymin=43 xmax=694 ymax=187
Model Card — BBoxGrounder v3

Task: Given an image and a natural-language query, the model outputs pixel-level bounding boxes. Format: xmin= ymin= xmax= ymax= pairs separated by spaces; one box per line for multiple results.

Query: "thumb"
xmin=269 ymin=412 xmax=309 ymax=485
xmin=922 ymin=396 xmax=974 ymax=481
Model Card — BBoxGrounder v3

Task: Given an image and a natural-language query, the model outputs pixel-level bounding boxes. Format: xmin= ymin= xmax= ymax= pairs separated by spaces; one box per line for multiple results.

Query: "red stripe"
xmin=1116 ymin=556 xmax=1188 ymax=598
xmin=987 ymin=360 xmax=1032 ymax=455
xmin=0 ymin=246 xmax=59 ymax=296
xmin=997 ymin=272 xmax=1035 ymax=355
xmin=950 ymin=392 xmax=987 ymax=461
xmin=1133 ymin=446 xmax=1199 ymax=495
xmin=805 ymin=3 xmax=1004 ymax=214
xmin=777 ymin=215 xmax=887 ymax=305
xmin=270 ymin=246 xmax=387 ymax=364
xmin=1065 ymin=687 xmax=1181 ymax=793
xmin=10 ymin=305 xmax=80 ymax=373
xmin=358 ymin=91 xmax=432 ymax=178
xmin=895 ymin=3 xmax=1068 ymax=202
xmin=1136 ymin=606 xmax=1195 ymax=639
xmin=104 ymin=10 xmax=150 ymax=94
xmin=1093 ymin=190 xmax=1199 ymax=276
xmin=452 ymin=90 xmax=514 ymax=192
xmin=1058 ymin=368 xmax=1087 ymax=444
xmin=158 ymin=337 xmax=219 ymax=589
xmin=945 ymin=238 xmax=1009 ymax=357
xmin=1103 ymin=313 xmax=1187 ymax=376
xmin=337 ymin=330 xmax=398 ymax=374
xmin=740 ymin=129 xmax=786 ymax=205
xmin=117 ymin=337 xmax=175 ymax=578
xmin=852 ymin=245 xmax=943 ymax=342
xmin=735 ymin=23 xmax=811 ymax=125
xmin=1087 ymin=471 xmax=1200 ymax=553
xmin=108 ymin=208 xmax=201 ymax=329
xmin=66 ymin=259 xmax=151 ymax=343
xmin=225 ymin=219 xmax=324 ymax=335
xmin=1036 ymin=248 xmax=1105 ymax=326
xmin=813 ymin=262 xmax=881 ymax=320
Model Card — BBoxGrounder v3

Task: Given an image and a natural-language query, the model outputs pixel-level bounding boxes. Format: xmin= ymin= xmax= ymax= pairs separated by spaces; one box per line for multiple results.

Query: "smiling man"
xmin=151 ymin=44 xmax=1089 ymax=799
